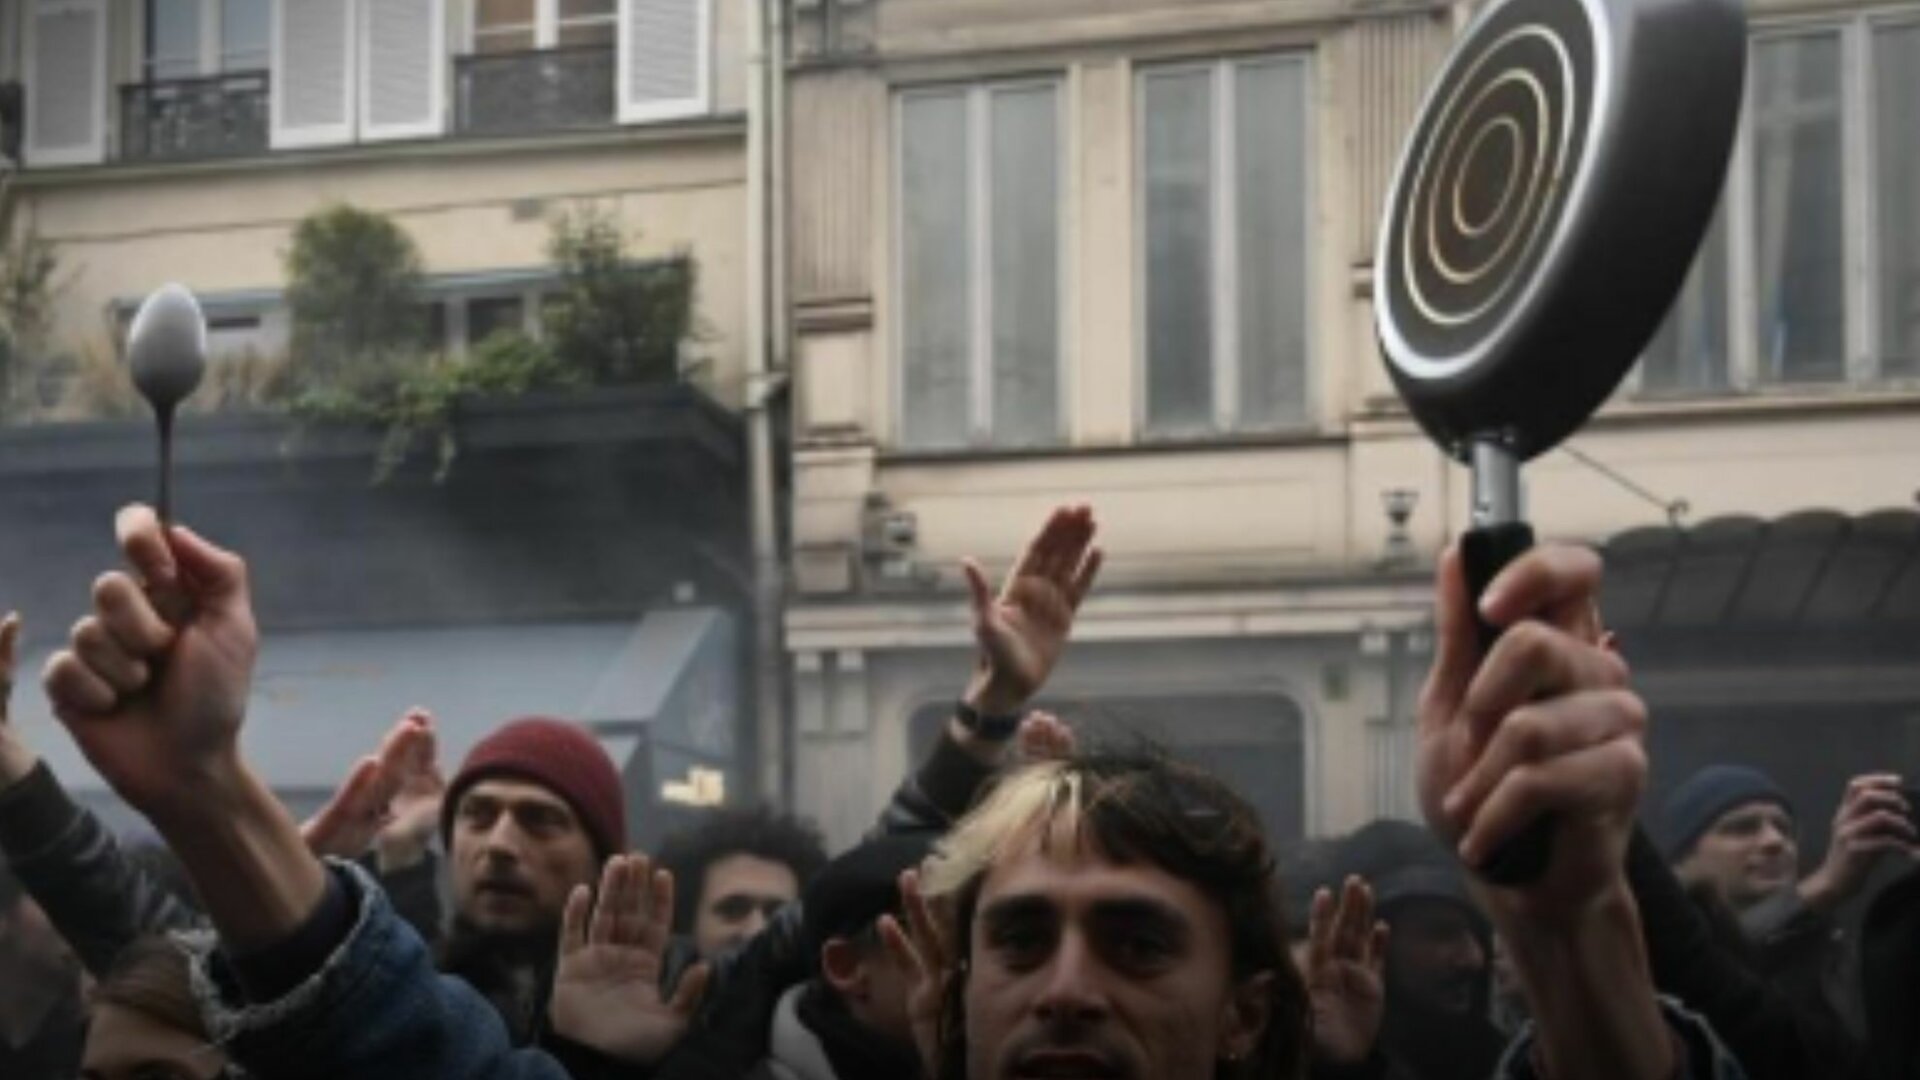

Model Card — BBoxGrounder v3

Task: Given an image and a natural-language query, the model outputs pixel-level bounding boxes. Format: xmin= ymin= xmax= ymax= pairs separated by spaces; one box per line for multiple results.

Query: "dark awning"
xmin=1601 ymin=508 xmax=1920 ymax=631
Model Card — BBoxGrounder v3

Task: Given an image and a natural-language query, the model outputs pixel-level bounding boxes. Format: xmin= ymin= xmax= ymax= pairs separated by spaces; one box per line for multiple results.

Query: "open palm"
xmin=550 ymin=855 xmax=709 ymax=1065
xmin=963 ymin=505 xmax=1103 ymax=714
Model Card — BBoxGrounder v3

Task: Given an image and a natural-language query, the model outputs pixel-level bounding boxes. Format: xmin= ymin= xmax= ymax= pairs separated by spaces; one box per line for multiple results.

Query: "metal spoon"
xmin=127 ymin=284 xmax=207 ymax=524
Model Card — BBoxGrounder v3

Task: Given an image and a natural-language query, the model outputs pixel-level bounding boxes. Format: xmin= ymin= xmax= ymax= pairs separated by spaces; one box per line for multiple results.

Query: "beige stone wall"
xmin=782 ymin=0 xmax=1920 ymax=837
xmin=18 ymin=128 xmax=751 ymax=406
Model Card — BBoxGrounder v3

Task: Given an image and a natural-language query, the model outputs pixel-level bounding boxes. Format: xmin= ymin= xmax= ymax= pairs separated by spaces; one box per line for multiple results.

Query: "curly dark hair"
xmin=654 ymin=804 xmax=829 ymax=933
xmin=921 ymin=750 xmax=1311 ymax=1080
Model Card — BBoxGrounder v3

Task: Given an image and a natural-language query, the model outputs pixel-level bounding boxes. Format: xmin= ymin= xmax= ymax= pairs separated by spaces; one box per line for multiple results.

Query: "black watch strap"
xmin=955 ymin=699 xmax=1023 ymax=741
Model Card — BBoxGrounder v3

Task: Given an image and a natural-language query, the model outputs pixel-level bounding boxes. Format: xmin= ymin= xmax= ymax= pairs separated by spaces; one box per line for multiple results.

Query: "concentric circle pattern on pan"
xmin=1396 ymin=2 xmax=1594 ymax=351
xmin=1375 ymin=0 xmax=1745 ymax=463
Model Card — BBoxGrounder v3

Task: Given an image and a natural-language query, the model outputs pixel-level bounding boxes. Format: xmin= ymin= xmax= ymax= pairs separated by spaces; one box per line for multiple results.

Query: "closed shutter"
xmin=270 ymin=0 xmax=356 ymax=148
xmin=618 ymin=0 xmax=709 ymax=124
xmin=23 ymin=0 xmax=109 ymax=167
xmin=360 ymin=0 xmax=445 ymax=142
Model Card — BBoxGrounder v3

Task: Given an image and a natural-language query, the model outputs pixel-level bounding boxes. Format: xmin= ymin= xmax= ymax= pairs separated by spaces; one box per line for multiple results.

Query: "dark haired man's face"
xmin=1384 ymin=899 xmax=1485 ymax=1016
xmin=693 ymin=853 xmax=797 ymax=956
xmin=450 ymin=779 xmax=598 ymax=936
xmin=961 ymin=846 xmax=1268 ymax=1080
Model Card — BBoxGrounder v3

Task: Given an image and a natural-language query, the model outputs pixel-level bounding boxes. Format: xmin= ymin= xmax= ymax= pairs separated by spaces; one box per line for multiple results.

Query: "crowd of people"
xmin=0 ymin=502 xmax=1913 ymax=1079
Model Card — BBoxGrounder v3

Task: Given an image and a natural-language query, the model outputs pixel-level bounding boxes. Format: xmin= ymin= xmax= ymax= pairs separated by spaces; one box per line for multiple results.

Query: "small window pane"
xmin=1234 ymin=59 xmax=1310 ymax=428
xmin=147 ymin=0 xmax=202 ymax=81
xmin=989 ymin=86 xmax=1060 ymax=446
xmin=560 ymin=0 xmax=615 ymax=17
xmin=1875 ymin=24 xmax=1920 ymax=379
xmin=1143 ymin=69 xmax=1215 ymax=434
xmin=899 ymin=93 xmax=972 ymax=449
xmin=1644 ymin=190 xmax=1732 ymax=394
xmin=475 ymin=0 xmax=536 ymax=52
xmin=557 ymin=21 xmax=614 ymax=47
xmin=220 ymin=0 xmax=269 ymax=71
xmin=469 ymin=296 xmax=527 ymax=346
xmin=1753 ymin=34 xmax=1846 ymax=383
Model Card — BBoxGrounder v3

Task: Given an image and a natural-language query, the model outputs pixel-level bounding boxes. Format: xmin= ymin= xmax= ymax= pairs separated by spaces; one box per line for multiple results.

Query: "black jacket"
xmin=1859 ymin=863 xmax=1920 ymax=1080
xmin=648 ymin=734 xmax=996 ymax=1080
xmin=1625 ymin=824 xmax=1865 ymax=1080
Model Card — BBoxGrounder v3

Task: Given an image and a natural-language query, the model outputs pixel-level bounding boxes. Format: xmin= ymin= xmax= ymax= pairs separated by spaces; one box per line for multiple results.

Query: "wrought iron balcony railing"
xmin=455 ymin=45 xmax=616 ymax=138
xmin=119 ymin=70 xmax=270 ymax=163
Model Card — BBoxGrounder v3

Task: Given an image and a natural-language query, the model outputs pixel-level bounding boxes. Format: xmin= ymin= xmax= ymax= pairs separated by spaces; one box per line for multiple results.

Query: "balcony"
xmin=456 ymin=45 xmax=616 ymax=138
xmin=119 ymin=70 xmax=270 ymax=163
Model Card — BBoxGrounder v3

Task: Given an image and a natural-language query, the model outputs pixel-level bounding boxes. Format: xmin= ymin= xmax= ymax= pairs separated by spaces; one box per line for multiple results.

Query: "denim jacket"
xmin=187 ymin=861 xmax=573 ymax=1080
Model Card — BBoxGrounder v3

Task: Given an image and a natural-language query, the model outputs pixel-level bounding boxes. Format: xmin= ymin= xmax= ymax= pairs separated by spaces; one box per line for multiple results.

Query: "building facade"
xmin=2 ymin=0 xmax=771 ymax=831
xmin=779 ymin=0 xmax=1920 ymax=849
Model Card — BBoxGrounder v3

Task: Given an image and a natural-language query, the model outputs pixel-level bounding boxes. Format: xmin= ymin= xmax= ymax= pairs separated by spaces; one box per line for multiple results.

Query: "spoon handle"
xmin=157 ymin=407 xmax=175 ymax=526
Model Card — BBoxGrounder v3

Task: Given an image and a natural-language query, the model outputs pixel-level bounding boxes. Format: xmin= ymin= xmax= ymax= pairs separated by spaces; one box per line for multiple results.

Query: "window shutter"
xmin=618 ymin=0 xmax=709 ymax=124
xmin=23 ymin=0 xmax=109 ymax=167
xmin=270 ymin=0 xmax=356 ymax=148
xmin=360 ymin=0 xmax=445 ymax=141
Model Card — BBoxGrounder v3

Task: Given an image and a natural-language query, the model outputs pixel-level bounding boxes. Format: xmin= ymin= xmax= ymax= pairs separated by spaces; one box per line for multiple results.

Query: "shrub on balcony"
xmin=542 ymin=205 xmax=696 ymax=386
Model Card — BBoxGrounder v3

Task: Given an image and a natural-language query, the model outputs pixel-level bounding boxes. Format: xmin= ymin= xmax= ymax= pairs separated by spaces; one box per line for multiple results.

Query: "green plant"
xmin=283 ymin=204 xmax=426 ymax=387
xmin=542 ymin=206 xmax=694 ymax=385
xmin=0 ymin=194 xmax=69 ymax=421
xmin=290 ymin=330 xmax=580 ymax=482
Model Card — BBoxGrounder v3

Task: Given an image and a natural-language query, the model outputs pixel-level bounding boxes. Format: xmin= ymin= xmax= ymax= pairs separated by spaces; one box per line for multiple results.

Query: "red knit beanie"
xmin=442 ymin=716 xmax=628 ymax=861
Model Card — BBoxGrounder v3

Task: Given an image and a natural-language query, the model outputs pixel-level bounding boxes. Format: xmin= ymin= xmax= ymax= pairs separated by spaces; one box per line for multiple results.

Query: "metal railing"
xmin=455 ymin=45 xmax=616 ymax=138
xmin=119 ymin=70 xmax=270 ymax=163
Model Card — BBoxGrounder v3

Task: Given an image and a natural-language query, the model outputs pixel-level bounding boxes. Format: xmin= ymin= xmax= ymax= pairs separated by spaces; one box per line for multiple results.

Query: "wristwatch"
xmin=954 ymin=699 xmax=1023 ymax=741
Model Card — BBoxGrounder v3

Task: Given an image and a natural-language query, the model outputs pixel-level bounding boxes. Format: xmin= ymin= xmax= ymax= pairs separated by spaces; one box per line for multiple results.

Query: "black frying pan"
xmin=1377 ymin=0 xmax=1746 ymax=883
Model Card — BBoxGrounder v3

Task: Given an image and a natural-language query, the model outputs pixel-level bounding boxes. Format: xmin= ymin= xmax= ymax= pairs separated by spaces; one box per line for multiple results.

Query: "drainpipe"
xmin=745 ymin=0 xmax=789 ymax=807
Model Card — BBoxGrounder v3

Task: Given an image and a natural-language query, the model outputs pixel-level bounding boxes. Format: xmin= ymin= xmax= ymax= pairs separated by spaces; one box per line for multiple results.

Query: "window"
xmin=474 ymin=0 xmax=613 ymax=52
xmin=897 ymin=82 xmax=1061 ymax=450
xmin=220 ymin=0 xmax=268 ymax=71
xmin=1641 ymin=18 xmax=1920 ymax=395
xmin=474 ymin=0 xmax=536 ymax=53
xmin=146 ymin=0 xmax=267 ymax=78
xmin=146 ymin=0 xmax=201 ymax=80
xmin=1876 ymin=23 xmax=1920 ymax=379
xmin=467 ymin=295 xmax=526 ymax=344
xmin=1140 ymin=56 xmax=1311 ymax=437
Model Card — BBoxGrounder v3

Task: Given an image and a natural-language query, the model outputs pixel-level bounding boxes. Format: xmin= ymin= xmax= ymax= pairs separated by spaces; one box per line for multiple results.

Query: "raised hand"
xmin=1417 ymin=544 xmax=1647 ymax=921
xmin=878 ymin=867 xmax=949 ymax=1076
xmin=1013 ymin=709 xmax=1077 ymax=765
xmin=1305 ymin=876 xmax=1388 ymax=1067
xmin=375 ymin=709 xmax=447 ymax=873
xmin=42 ymin=504 xmax=259 ymax=818
xmin=0 ymin=613 xmax=34 ymax=785
xmin=300 ymin=708 xmax=437 ymax=860
xmin=961 ymin=505 xmax=1103 ymax=716
xmin=549 ymin=854 xmax=710 ymax=1065
xmin=1800 ymin=773 xmax=1919 ymax=911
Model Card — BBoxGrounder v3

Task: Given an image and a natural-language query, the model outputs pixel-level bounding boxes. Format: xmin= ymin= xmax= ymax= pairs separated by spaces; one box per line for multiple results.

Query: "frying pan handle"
xmin=1459 ymin=521 xmax=1555 ymax=886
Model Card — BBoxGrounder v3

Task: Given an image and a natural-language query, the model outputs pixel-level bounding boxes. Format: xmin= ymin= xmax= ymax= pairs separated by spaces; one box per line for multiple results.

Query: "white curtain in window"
xmin=1643 ymin=191 xmax=1732 ymax=394
xmin=1875 ymin=23 xmax=1920 ymax=379
xmin=898 ymin=91 xmax=971 ymax=449
xmin=1142 ymin=69 xmax=1215 ymax=435
xmin=1753 ymin=34 xmax=1846 ymax=383
xmin=1234 ymin=59 xmax=1310 ymax=428
xmin=988 ymin=86 xmax=1060 ymax=446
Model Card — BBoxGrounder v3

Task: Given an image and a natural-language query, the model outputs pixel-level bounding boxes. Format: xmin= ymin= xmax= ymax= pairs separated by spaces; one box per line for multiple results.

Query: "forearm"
xmin=150 ymin=757 xmax=329 ymax=953
xmin=0 ymin=728 xmax=38 ymax=789
xmin=1500 ymin=883 xmax=1674 ymax=1080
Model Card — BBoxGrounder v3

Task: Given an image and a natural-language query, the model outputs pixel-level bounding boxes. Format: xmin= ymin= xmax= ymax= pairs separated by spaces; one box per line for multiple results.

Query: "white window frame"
xmin=1133 ymin=54 xmax=1317 ymax=439
xmin=468 ymin=0 xmax=614 ymax=52
xmin=1639 ymin=11 xmax=1920 ymax=398
xmin=890 ymin=79 xmax=1068 ymax=450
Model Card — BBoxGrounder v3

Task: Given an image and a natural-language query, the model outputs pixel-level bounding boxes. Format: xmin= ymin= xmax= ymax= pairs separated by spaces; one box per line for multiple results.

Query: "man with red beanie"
xmin=437 ymin=715 xmax=628 ymax=1046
